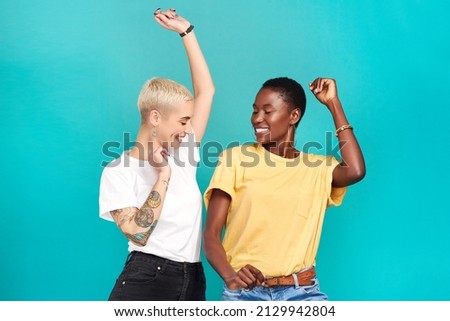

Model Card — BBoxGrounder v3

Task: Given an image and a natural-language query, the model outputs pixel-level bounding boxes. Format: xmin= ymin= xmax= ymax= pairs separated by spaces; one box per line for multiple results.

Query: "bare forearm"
xmin=204 ymin=233 xmax=236 ymax=283
xmin=327 ymin=98 xmax=366 ymax=184
xmin=182 ymin=31 xmax=215 ymax=96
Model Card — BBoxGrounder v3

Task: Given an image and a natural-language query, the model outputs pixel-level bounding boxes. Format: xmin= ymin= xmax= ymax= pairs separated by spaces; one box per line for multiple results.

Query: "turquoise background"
xmin=1 ymin=0 xmax=449 ymax=300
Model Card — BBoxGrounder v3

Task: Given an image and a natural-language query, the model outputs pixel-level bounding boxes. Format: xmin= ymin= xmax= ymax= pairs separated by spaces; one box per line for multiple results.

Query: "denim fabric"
xmin=221 ymin=278 xmax=328 ymax=301
xmin=108 ymin=251 xmax=206 ymax=301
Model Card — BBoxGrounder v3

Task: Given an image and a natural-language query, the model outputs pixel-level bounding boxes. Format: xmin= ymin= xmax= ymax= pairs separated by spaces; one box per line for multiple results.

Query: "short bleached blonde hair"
xmin=137 ymin=77 xmax=193 ymax=120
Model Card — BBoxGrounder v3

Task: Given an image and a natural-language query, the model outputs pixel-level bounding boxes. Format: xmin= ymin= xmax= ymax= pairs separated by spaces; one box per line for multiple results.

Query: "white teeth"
xmin=255 ymin=128 xmax=269 ymax=133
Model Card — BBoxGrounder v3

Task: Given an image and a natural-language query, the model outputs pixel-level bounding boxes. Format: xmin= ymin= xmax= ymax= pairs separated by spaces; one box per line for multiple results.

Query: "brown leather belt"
xmin=257 ymin=267 xmax=316 ymax=287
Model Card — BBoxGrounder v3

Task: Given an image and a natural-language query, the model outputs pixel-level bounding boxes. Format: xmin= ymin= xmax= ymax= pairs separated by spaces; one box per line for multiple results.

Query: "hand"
xmin=153 ymin=8 xmax=191 ymax=34
xmin=225 ymin=264 xmax=265 ymax=290
xmin=309 ymin=78 xmax=339 ymax=106
xmin=148 ymin=145 xmax=171 ymax=176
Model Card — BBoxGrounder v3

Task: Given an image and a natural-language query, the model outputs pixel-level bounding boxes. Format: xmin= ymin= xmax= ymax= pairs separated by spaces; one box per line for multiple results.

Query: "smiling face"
xmin=157 ymin=100 xmax=194 ymax=149
xmin=251 ymin=88 xmax=300 ymax=146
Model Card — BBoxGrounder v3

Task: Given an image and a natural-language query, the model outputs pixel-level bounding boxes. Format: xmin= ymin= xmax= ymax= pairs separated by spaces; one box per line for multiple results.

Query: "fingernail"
xmin=154 ymin=7 xmax=161 ymax=15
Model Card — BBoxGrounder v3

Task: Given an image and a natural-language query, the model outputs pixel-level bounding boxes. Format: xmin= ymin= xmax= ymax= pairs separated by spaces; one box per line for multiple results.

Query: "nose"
xmin=185 ymin=120 xmax=193 ymax=134
xmin=252 ymin=111 xmax=263 ymax=124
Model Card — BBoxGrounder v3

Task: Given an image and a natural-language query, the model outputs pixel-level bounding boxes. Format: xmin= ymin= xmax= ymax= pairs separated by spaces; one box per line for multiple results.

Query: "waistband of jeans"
xmin=128 ymin=251 xmax=202 ymax=271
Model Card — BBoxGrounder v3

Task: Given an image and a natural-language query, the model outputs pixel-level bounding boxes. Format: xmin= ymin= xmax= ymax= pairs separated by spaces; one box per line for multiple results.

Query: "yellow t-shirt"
xmin=204 ymin=144 xmax=347 ymax=276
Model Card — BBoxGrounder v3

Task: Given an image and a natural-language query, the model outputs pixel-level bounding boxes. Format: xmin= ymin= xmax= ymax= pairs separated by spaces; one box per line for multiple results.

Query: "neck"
xmin=262 ymin=129 xmax=298 ymax=158
xmin=263 ymin=140 xmax=298 ymax=158
xmin=129 ymin=125 xmax=160 ymax=160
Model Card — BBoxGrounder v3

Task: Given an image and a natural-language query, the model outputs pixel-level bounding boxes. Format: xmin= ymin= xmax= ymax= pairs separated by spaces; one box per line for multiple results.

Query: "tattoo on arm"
xmin=125 ymin=220 xmax=159 ymax=245
xmin=162 ymin=178 xmax=170 ymax=191
xmin=148 ymin=191 xmax=161 ymax=208
xmin=111 ymin=188 xmax=163 ymax=246
xmin=134 ymin=206 xmax=154 ymax=228
xmin=111 ymin=208 xmax=134 ymax=227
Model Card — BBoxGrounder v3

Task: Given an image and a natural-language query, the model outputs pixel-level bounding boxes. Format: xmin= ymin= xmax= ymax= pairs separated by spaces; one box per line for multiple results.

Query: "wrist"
xmin=325 ymin=96 xmax=340 ymax=107
xmin=223 ymin=275 xmax=236 ymax=287
xmin=223 ymin=272 xmax=237 ymax=285
xmin=179 ymin=24 xmax=194 ymax=37
xmin=325 ymin=97 xmax=343 ymax=114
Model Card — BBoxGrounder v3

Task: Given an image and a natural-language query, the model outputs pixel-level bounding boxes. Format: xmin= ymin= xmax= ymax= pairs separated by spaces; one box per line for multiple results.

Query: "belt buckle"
xmin=261 ymin=275 xmax=274 ymax=287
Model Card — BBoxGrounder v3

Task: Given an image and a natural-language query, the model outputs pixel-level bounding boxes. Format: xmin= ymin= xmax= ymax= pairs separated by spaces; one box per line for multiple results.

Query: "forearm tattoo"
xmin=162 ymin=178 xmax=170 ymax=191
xmin=111 ymin=208 xmax=133 ymax=226
xmin=134 ymin=206 xmax=154 ymax=228
xmin=148 ymin=191 xmax=161 ymax=208
xmin=111 ymin=189 xmax=163 ymax=245
xmin=125 ymin=221 xmax=158 ymax=245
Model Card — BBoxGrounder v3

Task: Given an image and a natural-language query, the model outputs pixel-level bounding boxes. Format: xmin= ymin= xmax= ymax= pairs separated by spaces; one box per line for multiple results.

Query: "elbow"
xmin=205 ymin=83 xmax=216 ymax=97
xmin=206 ymin=84 xmax=215 ymax=97
xmin=121 ymin=227 xmax=149 ymax=247
xmin=351 ymin=166 xmax=366 ymax=184
xmin=131 ymin=239 xmax=146 ymax=247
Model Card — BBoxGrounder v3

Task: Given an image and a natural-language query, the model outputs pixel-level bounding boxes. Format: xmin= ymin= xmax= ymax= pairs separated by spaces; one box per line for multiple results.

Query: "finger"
xmin=153 ymin=15 xmax=165 ymax=26
xmin=159 ymin=9 xmax=176 ymax=19
xmin=309 ymin=78 xmax=319 ymax=90
xmin=153 ymin=7 xmax=161 ymax=16
xmin=242 ymin=267 xmax=258 ymax=282
xmin=245 ymin=264 xmax=265 ymax=283
xmin=160 ymin=148 xmax=170 ymax=160
xmin=169 ymin=8 xmax=178 ymax=18
xmin=237 ymin=269 xmax=256 ymax=286
xmin=317 ymin=78 xmax=324 ymax=93
xmin=309 ymin=79 xmax=319 ymax=94
xmin=153 ymin=12 xmax=168 ymax=27
xmin=155 ymin=13 xmax=172 ymax=25
xmin=234 ymin=279 xmax=249 ymax=289
xmin=323 ymin=78 xmax=333 ymax=89
xmin=238 ymin=271 xmax=258 ymax=290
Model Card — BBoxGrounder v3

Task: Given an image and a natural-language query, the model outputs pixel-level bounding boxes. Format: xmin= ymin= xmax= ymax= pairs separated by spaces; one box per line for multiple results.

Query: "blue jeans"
xmin=221 ymin=278 xmax=328 ymax=301
xmin=108 ymin=251 xmax=206 ymax=301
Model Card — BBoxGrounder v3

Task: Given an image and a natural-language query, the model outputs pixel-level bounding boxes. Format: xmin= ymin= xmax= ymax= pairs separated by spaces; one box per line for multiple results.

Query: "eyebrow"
xmin=179 ymin=116 xmax=191 ymax=121
xmin=253 ymin=104 xmax=274 ymax=108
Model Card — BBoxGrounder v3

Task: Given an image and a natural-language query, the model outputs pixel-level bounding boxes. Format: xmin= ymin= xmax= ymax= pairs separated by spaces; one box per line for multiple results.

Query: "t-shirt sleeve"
xmin=99 ymin=166 xmax=138 ymax=221
xmin=324 ymin=155 xmax=347 ymax=207
xmin=204 ymin=148 xmax=236 ymax=209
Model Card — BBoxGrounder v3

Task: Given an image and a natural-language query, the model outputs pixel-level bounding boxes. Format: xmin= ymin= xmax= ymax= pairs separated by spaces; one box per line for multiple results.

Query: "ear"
xmin=289 ymin=108 xmax=301 ymax=126
xmin=148 ymin=109 xmax=162 ymax=127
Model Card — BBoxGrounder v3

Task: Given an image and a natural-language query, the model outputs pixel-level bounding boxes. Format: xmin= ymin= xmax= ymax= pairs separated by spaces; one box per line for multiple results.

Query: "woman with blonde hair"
xmin=99 ymin=7 xmax=214 ymax=301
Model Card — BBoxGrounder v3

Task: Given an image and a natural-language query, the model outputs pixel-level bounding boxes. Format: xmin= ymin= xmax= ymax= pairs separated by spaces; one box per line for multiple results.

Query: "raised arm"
xmin=309 ymin=78 xmax=366 ymax=187
xmin=154 ymin=8 xmax=215 ymax=142
xmin=111 ymin=146 xmax=171 ymax=246
xmin=204 ymin=189 xmax=264 ymax=290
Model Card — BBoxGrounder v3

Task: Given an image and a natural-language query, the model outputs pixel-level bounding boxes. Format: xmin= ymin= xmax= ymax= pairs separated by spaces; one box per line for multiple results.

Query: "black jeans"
xmin=108 ymin=251 xmax=206 ymax=301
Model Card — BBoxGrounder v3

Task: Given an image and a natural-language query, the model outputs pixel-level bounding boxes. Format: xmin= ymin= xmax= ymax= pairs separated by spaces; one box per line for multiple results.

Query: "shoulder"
xmin=100 ymin=153 xmax=136 ymax=180
xmin=218 ymin=143 xmax=257 ymax=163
xmin=221 ymin=143 xmax=257 ymax=156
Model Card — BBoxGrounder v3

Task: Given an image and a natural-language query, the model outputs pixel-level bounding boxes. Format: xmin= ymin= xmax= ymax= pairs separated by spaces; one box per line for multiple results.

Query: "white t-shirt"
xmin=99 ymin=134 xmax=202 ymax=263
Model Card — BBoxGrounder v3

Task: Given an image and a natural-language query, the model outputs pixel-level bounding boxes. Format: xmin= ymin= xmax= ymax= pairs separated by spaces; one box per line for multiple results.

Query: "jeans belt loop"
xmin=292 ymin=272 xmax=300 ymax=288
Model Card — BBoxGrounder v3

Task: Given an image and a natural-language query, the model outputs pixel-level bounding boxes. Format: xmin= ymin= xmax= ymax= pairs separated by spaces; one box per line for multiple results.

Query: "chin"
xmin=170 ymin=140 xmax=182 ymax=149
xmin=255 ymin=135 xmax=271 ymax=144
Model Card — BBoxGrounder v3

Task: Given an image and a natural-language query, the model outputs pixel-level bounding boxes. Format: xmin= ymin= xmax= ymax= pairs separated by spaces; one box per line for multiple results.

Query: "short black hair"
xmin=261 ymin=77 xmax=306 ymax=128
